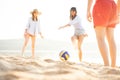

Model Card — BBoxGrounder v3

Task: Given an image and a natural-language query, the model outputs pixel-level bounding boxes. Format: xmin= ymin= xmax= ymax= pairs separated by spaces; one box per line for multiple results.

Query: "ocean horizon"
xmin=0 ymin=38 xmax=120 ymax=66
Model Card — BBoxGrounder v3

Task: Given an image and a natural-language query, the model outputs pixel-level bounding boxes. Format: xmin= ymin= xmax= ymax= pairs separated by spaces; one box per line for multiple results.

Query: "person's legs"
xmin=106 ymin=28 xmax=116 ymax=67
xmin=71 ymin=36 xmax=78 ymax=49
xmin=93 ymin=0 xmax=117 ymax=67
xmin=31 ymin=36 xmax=36 ymax=58
xmin=77 ymin=35 xmax=84 ymax=62
xmin=22 ymin=34 xmax=30 ymax=56
xmin=95 ymin=27 xmax=109 ymax=66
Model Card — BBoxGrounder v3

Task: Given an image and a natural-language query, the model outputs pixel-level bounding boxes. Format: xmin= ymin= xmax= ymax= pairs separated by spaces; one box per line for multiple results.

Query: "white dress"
xmin=26 ymin=17 xmax=41 ymax=36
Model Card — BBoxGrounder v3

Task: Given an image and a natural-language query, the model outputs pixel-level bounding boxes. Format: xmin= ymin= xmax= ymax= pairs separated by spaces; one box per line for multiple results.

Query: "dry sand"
xmin=0 ymin=55 xmax=120 ymax=80
xmin=0 ymin=39 xmax=120 ymax=80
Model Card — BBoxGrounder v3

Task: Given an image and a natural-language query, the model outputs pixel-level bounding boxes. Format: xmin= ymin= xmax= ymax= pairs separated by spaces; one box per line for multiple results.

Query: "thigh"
xmin=94 ymin=27 xmax=106 ymax=40
xmin=24 ymin=33 xmax=30 ymax=42
xmin=71 ymin=35 xmax=78 ymax=40
xmin=106 ymin=28 xmax=115 ymax=41
xmin=31 ymin=36 xmax=36 ymax=46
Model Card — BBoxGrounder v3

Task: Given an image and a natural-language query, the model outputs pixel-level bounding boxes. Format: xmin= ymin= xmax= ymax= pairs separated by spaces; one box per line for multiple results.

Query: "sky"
xmin=0 ymin=0 xmax=89 ymax=40
xmin=0 ymin=0 xmax=120 ymax=43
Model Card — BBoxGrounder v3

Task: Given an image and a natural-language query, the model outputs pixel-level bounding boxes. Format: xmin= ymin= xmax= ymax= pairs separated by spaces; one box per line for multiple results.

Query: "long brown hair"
xmin=32 ymin=13 xmax=38 ymax=21
xmin=70 ymin=7 xmax=77 ymax=20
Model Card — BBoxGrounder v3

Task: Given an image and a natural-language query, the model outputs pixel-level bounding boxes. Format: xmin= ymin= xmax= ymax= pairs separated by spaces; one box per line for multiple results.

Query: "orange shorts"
xmin=93 ymin=0 xmax=117 ymax=28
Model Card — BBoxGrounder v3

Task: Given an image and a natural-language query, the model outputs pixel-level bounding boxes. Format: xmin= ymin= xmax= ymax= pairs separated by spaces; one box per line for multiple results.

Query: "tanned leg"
xmin=22 ymin=34 xmax=30 ymax=57
xmin=78 ymin=35 xmax=84 ymax=62
xmin=106 ymin=28 xmax=116 ymax=67
xmin=95 ymin=27 xmax=109 ymax=66
xmin=31 ymin=36 xmax=35 ymax=58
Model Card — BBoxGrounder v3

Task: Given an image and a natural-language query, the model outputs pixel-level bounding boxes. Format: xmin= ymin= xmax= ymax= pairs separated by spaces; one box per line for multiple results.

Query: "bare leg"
xmin=78 ymin=35 xmax=84 ymax=62
xmin=31 ymin=36 xmax=35 ymax=58
xmin=95 ymin=27 xmax=109 ymax=66
xmin=22 ymin=34 xmax=29 ymax=57
xmin=106 ymin=28 xmax=116 ymax=67
xmin=71 ymin=36 xmax=78 ymax=49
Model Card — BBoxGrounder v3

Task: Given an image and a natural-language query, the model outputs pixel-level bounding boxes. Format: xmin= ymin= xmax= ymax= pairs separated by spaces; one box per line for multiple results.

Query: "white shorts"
xmin=74 ymin=29 xmax=86 ymax=37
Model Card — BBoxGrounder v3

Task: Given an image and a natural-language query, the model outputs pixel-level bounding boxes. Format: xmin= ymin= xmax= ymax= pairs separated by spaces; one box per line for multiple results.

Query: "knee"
xmin=96 ymin=36 xmax=105 ymax=42
xmin=71 ymin=36 xmax=75 ymax=41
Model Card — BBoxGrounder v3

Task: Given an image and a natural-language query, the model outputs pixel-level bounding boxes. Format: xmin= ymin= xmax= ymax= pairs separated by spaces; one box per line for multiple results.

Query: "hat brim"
xmin=30 ymin=11 xmax=42 ymax=15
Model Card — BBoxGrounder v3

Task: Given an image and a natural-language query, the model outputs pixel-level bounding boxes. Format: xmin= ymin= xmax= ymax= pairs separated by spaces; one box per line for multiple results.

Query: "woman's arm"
xmin=87 ymin=0 xmax=93 ymax=22
xmin=117 ymin=0 xmax=120 ymax=14
xmin=117 ymin=0 xmax=120 ymax=23
xmin=87 ymin=0 xmax=93 ymax=12
xmin=37 ymin=20 xmax=44 ymax=38
xmin=58 ymin=24 xmax=70 ymax=29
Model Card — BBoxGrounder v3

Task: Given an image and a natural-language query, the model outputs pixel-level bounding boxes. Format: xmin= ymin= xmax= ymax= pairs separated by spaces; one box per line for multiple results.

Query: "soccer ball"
xmin=59 ymin=50 xmax=70 ymax=61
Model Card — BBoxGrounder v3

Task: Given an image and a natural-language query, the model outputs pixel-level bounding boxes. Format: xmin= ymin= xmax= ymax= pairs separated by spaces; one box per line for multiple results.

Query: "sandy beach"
xmin=0 ymin=39 xmax=120 ymax=80
xmin=0 ymin=55 xmax=120 ymax=80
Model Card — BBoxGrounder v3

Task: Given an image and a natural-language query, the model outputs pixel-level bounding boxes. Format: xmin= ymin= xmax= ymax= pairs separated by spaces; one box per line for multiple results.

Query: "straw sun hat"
xmin=30 ymin=9 xmax=41 ymax=15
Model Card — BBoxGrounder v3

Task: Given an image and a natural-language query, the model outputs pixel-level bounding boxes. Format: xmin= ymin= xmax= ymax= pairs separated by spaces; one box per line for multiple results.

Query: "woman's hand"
xmin=24 ymin=31 xmax=28 ymax=38
xmin=40 ymin=33 xmax=44 ymax=39
xmin=58 ymin=26 xmax=64 ymax=30
xmin=87 ymin=11 xmax=92 ymax=22
xmin=87 ymin=0 xmax=93 ymax=22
